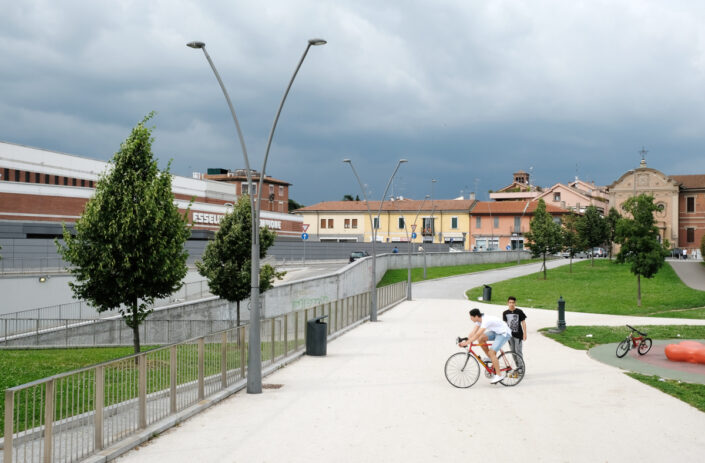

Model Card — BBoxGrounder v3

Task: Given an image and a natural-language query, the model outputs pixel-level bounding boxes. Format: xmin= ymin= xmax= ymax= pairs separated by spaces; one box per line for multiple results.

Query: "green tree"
xmin=342 ymin=194 xmax=354 ymax=201
xmin=288 ymin=198 xmax=304 ymax=212
xmin=196 ymin=195 xmax=284 ymax=326
xmin=605 ymin=207 xmax=621 ymax=259
xmin=615 ymin=194 xmax=669 ymax=307
xmin=524 ymin=199 xmax=563 ymax=280
xmin=577 ymin=205 xmax=608 ymax=266
xmin=56 ymin=114 xmax=190 ymax=354
xmin=561 ymin=212 xmax=586 ymax=273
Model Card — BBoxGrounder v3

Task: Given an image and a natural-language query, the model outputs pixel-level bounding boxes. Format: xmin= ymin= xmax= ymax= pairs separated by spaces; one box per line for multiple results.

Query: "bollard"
xmin=556 ymin=296 xmax=566 ymax=331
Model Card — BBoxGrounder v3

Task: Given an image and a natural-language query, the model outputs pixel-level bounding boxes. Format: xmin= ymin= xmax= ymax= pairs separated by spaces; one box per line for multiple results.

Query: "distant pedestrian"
xmin=683 ymin=248 xmax=688 ymax=260
xmin=392 ymin=246 xmax=399 ymax=254
xmin=691 ymin=248 xmax=697 ymax=260
xmin=418 ymin=245 xmax=424 ymax=252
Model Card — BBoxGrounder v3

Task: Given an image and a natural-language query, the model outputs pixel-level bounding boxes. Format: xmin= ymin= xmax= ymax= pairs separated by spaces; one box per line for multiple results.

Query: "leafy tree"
xmin=561 ymin=212 xmax=586 ymax=273
xmin=524 ymin=199 xmax=563 ymax=280
xmin=605 ymin=207 xmax=621 ymax=259
xmin=342 ymin=194 xmax=354 ymax=201
xmin=577 ymin=205 xmax=608 ymax=266
xmin=615 ymin=194 xmax=669 ymax=307
xmin=196 ymin=195 xmax=284 ymax=326
xmin=56 ymin=114 xmax=190 ymax=354
xmin=288 ymin=198 xmax=304 ymax=212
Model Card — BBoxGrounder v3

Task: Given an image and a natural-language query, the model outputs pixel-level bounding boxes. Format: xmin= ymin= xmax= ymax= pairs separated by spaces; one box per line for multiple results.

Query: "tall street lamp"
xmin=188 ymin=38 xmax=326 ymax=394
xmin=403 ymin=195 xmax=429 ymax=300
xmin=429 ymin=178 xmax=437 ymax=246
xmin=344 ymin=158 xmax=407 ymax=321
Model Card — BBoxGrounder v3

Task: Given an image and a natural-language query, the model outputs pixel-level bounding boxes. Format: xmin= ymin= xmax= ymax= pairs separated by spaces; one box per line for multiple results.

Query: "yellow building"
xmin=294 ymin=199 xmax=476 ymax=249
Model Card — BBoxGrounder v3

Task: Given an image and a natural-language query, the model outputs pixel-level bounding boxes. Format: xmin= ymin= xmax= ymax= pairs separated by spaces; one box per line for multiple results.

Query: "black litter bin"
xmin=306 ymin=315 xmax=329 ymax=356
xmin=483 ymin=284 xmax=492 ymax=302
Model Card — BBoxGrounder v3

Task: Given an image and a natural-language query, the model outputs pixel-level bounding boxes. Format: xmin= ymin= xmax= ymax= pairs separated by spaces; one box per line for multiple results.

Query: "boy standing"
xmin=502 ymin=296 xmax=527 ymax=360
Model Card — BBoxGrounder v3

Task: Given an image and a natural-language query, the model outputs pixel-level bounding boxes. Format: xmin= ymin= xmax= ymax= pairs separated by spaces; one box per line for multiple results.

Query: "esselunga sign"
xmin=192 ymin=212 xmax=282 ymax=230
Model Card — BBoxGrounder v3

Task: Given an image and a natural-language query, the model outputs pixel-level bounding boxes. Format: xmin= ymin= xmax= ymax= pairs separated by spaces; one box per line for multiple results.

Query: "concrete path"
xmin=668 ymin=261 xmax=705 ymax=291
xmin=116 ymin=300 xmax=705 ymax=463
xmin=412 ymin=258 xmax=571 ymax=299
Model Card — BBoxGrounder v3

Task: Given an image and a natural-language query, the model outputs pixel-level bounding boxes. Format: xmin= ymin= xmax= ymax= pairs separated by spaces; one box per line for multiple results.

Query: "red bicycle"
xmin=444 ymin=337 xmax=525 ymax=388
xmin=616 ymin=325 xmax=652 ymax=358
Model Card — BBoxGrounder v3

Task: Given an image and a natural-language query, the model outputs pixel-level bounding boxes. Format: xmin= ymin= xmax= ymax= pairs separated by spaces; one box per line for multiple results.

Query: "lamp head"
xmin=399 ymin=159 xmax=408 ymax=164
xmin=187 ymin=41 xmax=206 ymax=49
xmin=308 ymin=38 xmax=327 ymax=46
xmin=343 ymin=159 xmax=351 ymax=163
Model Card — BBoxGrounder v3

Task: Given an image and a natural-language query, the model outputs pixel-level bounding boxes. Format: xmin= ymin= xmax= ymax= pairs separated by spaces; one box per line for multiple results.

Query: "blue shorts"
xmin=485 ymin=331 xmax=510 ymax=352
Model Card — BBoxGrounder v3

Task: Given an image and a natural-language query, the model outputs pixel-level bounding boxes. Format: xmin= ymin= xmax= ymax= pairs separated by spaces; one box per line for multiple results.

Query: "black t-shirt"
xmin=502 ymin=308 xmax=527 ymax=339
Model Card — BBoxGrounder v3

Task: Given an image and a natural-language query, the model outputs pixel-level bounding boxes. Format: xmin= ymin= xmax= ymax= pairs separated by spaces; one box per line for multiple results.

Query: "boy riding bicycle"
xmin=459 ymin=308 xmax=512 ymax=384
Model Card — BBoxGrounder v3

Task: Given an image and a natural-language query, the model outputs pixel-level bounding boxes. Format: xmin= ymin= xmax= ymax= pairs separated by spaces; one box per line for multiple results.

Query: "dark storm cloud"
xmin=3 ymin=0 xmax=705 ymax=206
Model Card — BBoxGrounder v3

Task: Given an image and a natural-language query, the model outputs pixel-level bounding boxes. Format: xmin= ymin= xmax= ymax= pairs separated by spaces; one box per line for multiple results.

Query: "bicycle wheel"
xmin=638 ymin=338 xmax=652 ymax=355
xmin=616 ymin=338 xmax=630 ymax=358
xmin=444 ymin=353 xmax=480 ymax=388
xmin=498 ymin=351 xmax=525 ymax=387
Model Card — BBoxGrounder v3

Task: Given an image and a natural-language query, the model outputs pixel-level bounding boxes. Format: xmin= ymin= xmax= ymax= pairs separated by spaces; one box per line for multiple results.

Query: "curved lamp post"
xmin=188 ymin=38 xmax=325 ymax=394
xmin=403 ymin=195 xmax=429 ymax=300
xmin=344 ymin=158 xmax=407 ymax=321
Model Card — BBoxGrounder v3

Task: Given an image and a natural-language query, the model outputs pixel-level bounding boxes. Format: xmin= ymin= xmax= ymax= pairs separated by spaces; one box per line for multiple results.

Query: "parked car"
xmin=590 ymin=247 xmax=607 ymax=258
xmin=349 ymin=250 xmax=370 ymax=262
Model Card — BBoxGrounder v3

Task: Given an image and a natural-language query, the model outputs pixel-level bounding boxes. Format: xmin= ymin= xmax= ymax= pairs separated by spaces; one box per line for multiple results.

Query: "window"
xmin=279 ymin=185 xmax=284 ymax=195
xmin=63 ymin=177 xmax=68 ymax=186
xmin=279 ymin=201 xmax=283 ymax=212
xmin=553 ymin=192 xmax=561 ymax=202
xmin=476 ymin=216 xmax=481 ymax=228
xmin=55 ymin=176 xmax=59 ymax=185
xmin=25 ymin=171 xmax=30 ymax=182
xmin=3 ymin=168 xmax=8 ymax=180
xmin=687 ymin=197 xmax=695 ymax=213
xmin=15 ymin=170 xmax=20 ymax=181
xmin=89 ymin=181 xmax=94 ymax=188
xmin=352 ymin=218 xmax=358 ymax=229
xmin=328 ymin=219 xmax=334 ymax=228
xmin=398 ymin=217 xmax=405 ymax=229
xmin=687 ymin=228 xmax=695 ymax=243
xmin=344 ymin=219 xmax=351 ymax=229
xmin=320 ymin=218 xmax=326 ymax=229
xmin=373 ymin=217 xmax=380 ymax=229
xmin=242 ymin=182 xmax=257 ymax=195
xmin=493 ymin=217 xmax=499 ymax=228
xmin=269 ymin=184 xmax=274 ymax=194
xmin=72 ymin=178 xmax=77 ymax=186
xmin=451 ymin=217 xmax=458 ymax=229
xmin=514 ymin=216 xmax=521 ymax=230
xmin=35 ymin=172 xmax=40 ymax=183
xmin=45 ymin=175 xmax=50 ymax=184
xmin=81 ymin=179 xmax=85 ymax=187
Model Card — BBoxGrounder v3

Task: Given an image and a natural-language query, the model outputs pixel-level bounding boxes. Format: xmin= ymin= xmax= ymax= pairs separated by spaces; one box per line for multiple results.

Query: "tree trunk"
xmin=542 ymin=253 xmax=547 ymax=280
xmin=236 ymin=300 xmax=241 ymax=327
xmin=132 ymin=300 xmax=141 ymax=354
xmin=569 ymin=256 xmax=573 ymax=273
xmin=637 ymin=275 xmax=642 ymax=307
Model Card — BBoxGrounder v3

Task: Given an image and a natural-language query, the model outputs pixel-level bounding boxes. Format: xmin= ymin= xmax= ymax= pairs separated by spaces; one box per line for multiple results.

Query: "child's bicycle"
xmin=444 ymin=337 xmax=525 ymax=388
xmin=615 ymin=325 xmax=652 ymax=358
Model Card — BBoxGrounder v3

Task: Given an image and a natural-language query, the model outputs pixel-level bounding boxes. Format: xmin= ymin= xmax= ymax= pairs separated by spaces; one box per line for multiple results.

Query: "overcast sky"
xmin=3 ymin=0 xmax=705 ymax=205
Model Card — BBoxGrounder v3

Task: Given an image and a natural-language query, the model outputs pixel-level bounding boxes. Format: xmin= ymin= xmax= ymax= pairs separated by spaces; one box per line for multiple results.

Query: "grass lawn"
xmin=377 ymin=258 xmax=541 ymax=287
xmin=539 ymin=325 xmax=705 ymax=350
xmin=541 ymin=325 xmax=705 ymax=412
xmin=466 ymin=259 xmax=705 ymax=317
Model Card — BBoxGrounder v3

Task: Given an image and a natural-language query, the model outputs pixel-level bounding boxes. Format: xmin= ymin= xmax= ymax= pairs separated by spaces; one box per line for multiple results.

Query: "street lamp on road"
xmin=344 ymin=158 xmax=407 ymax=321
xmin=188 ymin=38 xmax=325 ymax=394
xmin=403 ymin=195 xmax=429 ymax=300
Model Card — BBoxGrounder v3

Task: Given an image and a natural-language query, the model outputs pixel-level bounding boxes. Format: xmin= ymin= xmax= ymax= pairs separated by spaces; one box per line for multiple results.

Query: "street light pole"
xmin=406 ymin=195 xmax=429 ymax=300
xmin=344 ymin=159 xmax=407 ymax=321
xmin=189 ymin=39 xmax=325 ymax=394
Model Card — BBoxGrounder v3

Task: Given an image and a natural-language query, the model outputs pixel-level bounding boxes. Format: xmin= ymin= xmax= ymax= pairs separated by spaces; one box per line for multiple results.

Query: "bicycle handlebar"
xmin=626 ymin=324 xmax=647 ymax=336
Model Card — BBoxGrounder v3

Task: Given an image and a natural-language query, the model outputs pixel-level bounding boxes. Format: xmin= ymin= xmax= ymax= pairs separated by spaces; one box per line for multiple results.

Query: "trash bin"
xmin=306 ymin=315 xmax=329 ymax=356
xmin=483 ymin=285 xmax=492 ymax=302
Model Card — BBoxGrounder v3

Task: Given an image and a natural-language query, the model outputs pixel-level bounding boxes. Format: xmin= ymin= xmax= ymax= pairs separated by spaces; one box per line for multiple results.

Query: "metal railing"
xmin=0 ymin=259 xmax=69 ymax=276
xmin=1 ymin=279 xmax=212 ymax=321
xmin=1 ymin=281 xmax=407 ymax=463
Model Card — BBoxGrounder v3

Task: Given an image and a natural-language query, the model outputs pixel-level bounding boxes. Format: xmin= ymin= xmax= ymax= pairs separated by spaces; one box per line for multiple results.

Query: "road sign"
xmin=411 ymin=232 xmax=417 ymax=239
xmin=301 ymin=233 xmax=309 ymax=240
xmin=302 ymin=224 xmax=309 ymax=232
xmin=411 ymin=224 xmax=417 ymax=232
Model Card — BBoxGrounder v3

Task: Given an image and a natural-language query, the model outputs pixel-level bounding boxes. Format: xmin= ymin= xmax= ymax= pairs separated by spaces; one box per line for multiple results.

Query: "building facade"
xmin=537 ymin=179 xmax=609 ymax=215
xmin=200 ymin=168 xmax=290 ymax=214
xmin=0 ymin=141 xmax=302 ymax=239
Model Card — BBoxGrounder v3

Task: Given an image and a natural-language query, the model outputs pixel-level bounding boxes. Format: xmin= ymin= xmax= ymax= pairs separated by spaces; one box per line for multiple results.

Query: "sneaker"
xmin=490 ymin=374 xmax=506 ymax=384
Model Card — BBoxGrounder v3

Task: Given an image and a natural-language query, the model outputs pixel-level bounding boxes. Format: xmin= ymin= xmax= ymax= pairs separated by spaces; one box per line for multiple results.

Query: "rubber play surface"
xmin=589 ymin=339 xmax=705 ymax=384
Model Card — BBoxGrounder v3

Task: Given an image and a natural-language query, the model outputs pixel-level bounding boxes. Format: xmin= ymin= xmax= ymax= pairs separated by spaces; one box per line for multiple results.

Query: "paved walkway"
xmin=668 ymin=260 xmax=705 ymax=291
xmin=117 ymin=296 xmax=705 ymax=463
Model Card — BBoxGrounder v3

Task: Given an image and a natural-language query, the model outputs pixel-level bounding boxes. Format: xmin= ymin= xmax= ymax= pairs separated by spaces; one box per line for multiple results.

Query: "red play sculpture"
xmin=664 ymin=341 xmax=705 ymax=364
